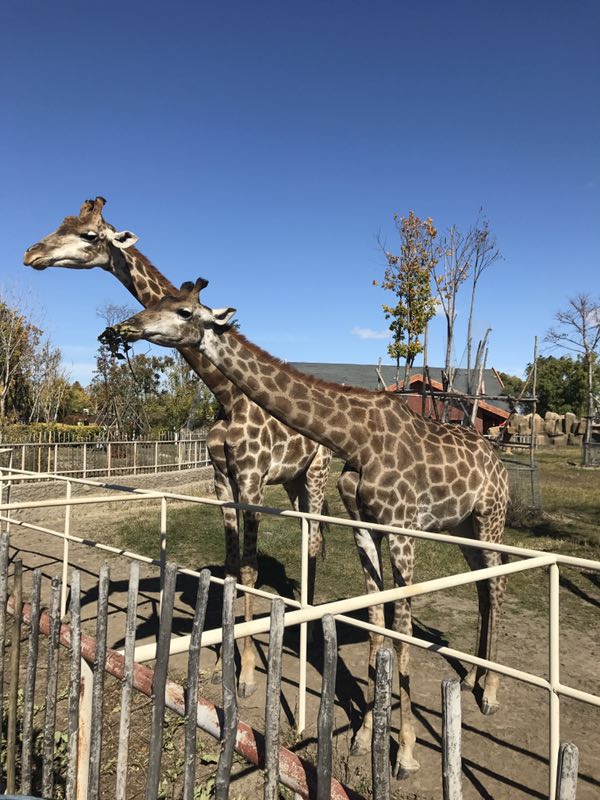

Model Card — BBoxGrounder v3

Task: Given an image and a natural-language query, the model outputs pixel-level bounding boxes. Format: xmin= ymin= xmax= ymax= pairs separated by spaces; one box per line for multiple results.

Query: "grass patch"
xmin=115 ymin=449 xmax=600 ymax=628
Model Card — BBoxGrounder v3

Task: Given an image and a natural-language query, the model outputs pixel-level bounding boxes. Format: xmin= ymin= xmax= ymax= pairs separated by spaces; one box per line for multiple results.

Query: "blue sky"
xmin=2 ymin=1 xmax=599 ymax=385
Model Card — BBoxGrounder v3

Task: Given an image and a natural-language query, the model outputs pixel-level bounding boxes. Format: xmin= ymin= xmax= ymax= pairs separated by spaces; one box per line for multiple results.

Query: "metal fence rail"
xmin=0 ymin=466 xmax=597 ymax=798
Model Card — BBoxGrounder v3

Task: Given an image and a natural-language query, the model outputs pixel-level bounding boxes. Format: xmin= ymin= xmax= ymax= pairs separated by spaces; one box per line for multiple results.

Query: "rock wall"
xmin=488 ymin=411 xmax=590 ymax=446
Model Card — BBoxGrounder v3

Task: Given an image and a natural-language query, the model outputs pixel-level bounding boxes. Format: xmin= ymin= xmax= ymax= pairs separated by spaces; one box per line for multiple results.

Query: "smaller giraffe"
xmin=110 ymin=279 xmax=510 ymax=778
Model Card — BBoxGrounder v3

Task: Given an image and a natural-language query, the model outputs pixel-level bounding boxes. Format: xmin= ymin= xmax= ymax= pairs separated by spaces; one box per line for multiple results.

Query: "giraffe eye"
xmin=80 ymin=231 xmax=99 ymax=242
xmin=177 ymin=308 xmax=192 ymax=320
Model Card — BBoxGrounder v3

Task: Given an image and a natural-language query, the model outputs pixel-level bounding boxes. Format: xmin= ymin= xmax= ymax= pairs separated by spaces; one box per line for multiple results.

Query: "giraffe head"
xmin=108 ymin=278 xmax=236 ymax=349
xmin=23 ymin=196 xmax=139 ymax=271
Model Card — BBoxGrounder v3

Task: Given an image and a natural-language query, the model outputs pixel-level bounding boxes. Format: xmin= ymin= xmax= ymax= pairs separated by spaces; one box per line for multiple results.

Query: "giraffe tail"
xmin=319 ymin=499 xmax=330 ymax=560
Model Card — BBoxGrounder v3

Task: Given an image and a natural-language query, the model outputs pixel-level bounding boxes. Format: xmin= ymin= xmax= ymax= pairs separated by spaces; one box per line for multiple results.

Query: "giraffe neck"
xmin=200 ymin=327 xmax=373 ymax=463
xmin=109 ymin=246 xmax=238 ymax=409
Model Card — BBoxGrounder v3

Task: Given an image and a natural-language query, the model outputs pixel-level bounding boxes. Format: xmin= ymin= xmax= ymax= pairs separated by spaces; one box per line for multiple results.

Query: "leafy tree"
xmin=525 ymin=355 xmax=598 ymax=417
xmin=63 ymin=381 xmax=93 ymax=417
xmin=376 ymin=211 xmax=438 ymax=389
xmin=498 ymin=371 xmax=525 ymax=400
xmin=0 ymin=293 xmax=41 ymax=420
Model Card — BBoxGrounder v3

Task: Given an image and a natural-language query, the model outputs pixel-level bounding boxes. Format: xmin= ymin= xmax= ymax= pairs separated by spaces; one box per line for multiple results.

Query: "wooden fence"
xmin=0 ymin=433 xmax=210 ymax=478
xmin=0 ymin=530 xmax=582 ymax=800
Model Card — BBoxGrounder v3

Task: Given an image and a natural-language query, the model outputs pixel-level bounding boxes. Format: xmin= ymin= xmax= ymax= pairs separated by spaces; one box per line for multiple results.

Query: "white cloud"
xmin=352 ymin=327 xmax=389 ymax=340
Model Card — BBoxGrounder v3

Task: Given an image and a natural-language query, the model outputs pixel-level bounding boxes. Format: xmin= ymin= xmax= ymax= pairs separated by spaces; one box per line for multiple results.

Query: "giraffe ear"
xmin=110 ymin=230 xmax=139 ymax=249
xmin=212 ymin=307 xmax=236 ymax=327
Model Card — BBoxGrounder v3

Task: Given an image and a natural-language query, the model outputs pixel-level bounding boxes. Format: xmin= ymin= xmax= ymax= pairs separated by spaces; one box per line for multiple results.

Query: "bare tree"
xmin=431 ymin=225 xmax=471 ymax=394
xmin=28 ymin=340 xmax=71 ymax=423
xmin=465 ymin=215 xmax=502 ymax=392
xmin=546 ymin=294 xmax=600 ymax=459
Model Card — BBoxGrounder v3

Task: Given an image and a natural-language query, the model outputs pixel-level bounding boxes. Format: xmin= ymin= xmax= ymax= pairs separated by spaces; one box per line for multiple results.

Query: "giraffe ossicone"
xmin=112 ymin=278 xmax=510 ymax=778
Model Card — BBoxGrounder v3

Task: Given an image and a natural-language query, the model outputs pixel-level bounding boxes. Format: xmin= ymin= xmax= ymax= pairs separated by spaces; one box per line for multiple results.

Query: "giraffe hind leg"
xmin=458 ymin=512 xmax=507 ymax=715
xmin=337 ymin=468 xmax=387 ymax=758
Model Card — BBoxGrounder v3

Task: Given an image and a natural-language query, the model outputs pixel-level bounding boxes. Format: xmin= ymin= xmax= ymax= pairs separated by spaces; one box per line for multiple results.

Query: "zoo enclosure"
xmin=0 ymin=462 xmax=598 ymax=799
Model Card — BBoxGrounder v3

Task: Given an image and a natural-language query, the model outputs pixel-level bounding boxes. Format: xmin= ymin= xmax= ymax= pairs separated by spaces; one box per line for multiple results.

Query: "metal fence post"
xmin=297 ymin=516 xmax=309 ymax=734
xmin=549 ymin=562 xmax=561 ymax=800
xmin=61 ymin=480 xmax=72 ymax=618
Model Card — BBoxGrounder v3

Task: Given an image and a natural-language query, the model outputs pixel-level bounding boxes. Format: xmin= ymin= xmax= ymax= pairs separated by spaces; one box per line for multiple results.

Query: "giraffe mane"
xmin=230 ymin=329 xmax=411 ymax=402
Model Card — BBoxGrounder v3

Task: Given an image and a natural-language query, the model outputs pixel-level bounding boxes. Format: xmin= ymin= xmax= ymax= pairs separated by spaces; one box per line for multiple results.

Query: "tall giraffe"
xmin=23 ymin=198 xmax=331 ymax=697
xmin=111 ymin=280 xmax=510 ymax=777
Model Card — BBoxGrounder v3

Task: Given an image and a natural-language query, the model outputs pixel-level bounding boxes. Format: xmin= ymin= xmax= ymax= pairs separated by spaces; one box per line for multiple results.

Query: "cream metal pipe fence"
xmin=0 ymin=464 xmax=599 ymax=799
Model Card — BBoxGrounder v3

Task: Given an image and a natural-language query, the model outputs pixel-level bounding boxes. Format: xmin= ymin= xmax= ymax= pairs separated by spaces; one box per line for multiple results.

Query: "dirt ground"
xmin=4 ymin=468 xmax=600 ymax=799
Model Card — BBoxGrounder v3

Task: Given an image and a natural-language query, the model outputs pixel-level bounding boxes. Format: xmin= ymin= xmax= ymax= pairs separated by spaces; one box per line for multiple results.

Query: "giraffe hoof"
xmin=481 ymin=699 xmax=499 ymax=716
xmin=350 ymin=737 xmax=369 ymax=757
xmin=393 ymin=758 xmax=420 ymax=780
xmin=238 ymin=681 xmax=257 ymax=699
xmin=460 ymin=677 xmax=475 ymax=692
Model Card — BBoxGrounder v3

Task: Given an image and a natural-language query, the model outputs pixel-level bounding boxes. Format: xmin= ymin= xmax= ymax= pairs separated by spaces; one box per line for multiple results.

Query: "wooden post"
xmin=77 ymin=659 xmax=93 ymax=800
xmin=0 ymin=532 xmax=9 ymax=786
xmin=146 ymin=561 xmax=178 ymax=800
xmin=183 ymin=569 xmax=211 ymax=800
xmin=82 ymin=442 xmax=87 ymax=479
xmin=421 ymin=323 xmax=429 ymax=416
xmin=116 ymin=561 xmax=140 ymax=800
xmin=264 ymin=597 xmax=285 ymax=800
xmin=556 ymin=742 xmax=579 ymax=800
xmin=6 ymin=559 xmax=23 ymax=793
xmin=441 ymin=678 xmax=463 ymax=800
xmin=530 ymin=336 xmax=539 ymax=504
xmin=21 ymin=568 xmax=41 ymax=796
xmin=88 ymin=564 xmax=110 ymax=800
xmin=42 ymin=577 xmax=62 ymax=799
xmin=371 ymin=648 xmax=392 ymax=800
xmin=215 ymin=577 xmax=238 ymax=800
xmin=317 ymin=614 xmax=338 ymax=800
xmin=66 ymin=569 xmax=81 ymax=800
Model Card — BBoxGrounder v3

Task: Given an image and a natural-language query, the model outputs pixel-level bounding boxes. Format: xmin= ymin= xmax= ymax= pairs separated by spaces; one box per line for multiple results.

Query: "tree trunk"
xmin=466 ymin=277 xmax=477 ymax=393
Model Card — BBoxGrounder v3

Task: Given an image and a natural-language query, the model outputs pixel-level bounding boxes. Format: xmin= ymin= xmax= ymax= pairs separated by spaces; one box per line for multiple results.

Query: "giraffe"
xmin=110 ymin=279 xmax=510 ymax=778
xmin=23 ymin=198 xmax=332 ymax=698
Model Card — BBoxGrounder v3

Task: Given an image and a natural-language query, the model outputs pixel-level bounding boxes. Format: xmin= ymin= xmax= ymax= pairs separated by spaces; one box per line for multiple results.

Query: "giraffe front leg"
xmin=480 ymin=570 xmax=506 ymax=716
xmin=461 ymin=512 xmax=507 ymax=716
xmin=347 ymin=527 xmax=385 ymax=756
xmin=208 ymin=433 xmax=240 ymax=685
xmin=238 ymin=508 xmax=260 ymax=698
xmin=389 ymin=533 xmax=419 ymax=778
xmin=391 ymin=616 xmax=419 ymax=778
